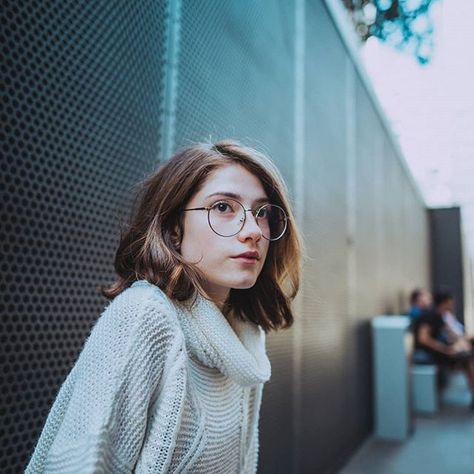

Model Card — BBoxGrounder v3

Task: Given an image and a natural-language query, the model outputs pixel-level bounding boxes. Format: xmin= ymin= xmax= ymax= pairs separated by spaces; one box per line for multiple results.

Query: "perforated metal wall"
xmin=1 ymin=1 xmax=167 ymax=472
xmin=2 ymin=1 xmax=429 ymax=473
xmin=175 ymin=0 xmax=296 ymax=183
xmin=174 ymin=2 xmax=297 ymax=472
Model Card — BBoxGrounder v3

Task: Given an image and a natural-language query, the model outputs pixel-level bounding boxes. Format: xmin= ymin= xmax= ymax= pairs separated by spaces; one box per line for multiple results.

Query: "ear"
xmin=171 ymin=220 xmax=183 ymax=252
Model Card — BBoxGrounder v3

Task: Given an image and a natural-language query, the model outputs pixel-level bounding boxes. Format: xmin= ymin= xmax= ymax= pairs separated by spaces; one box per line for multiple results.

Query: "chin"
xmin=230 ymin=277 xmax=258 ymax=290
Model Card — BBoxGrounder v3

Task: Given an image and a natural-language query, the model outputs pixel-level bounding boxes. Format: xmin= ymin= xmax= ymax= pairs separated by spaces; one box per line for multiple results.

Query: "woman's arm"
xmin=24 ymin=289 xmax=185 ymax=473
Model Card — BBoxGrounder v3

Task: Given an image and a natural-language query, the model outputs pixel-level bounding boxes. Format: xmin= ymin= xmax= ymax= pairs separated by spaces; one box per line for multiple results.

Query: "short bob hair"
xmin=102 ymin=139 xmax=302 ymax=332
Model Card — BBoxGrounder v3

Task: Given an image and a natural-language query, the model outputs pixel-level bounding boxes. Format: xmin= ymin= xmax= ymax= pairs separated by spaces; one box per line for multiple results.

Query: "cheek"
xmin=260 ymin=243 xmax=270 ymax=267
xmin=181 ymin=216 xmax=222 ymax=263
xmin=263 ymin=241 xmax=270 ymax=258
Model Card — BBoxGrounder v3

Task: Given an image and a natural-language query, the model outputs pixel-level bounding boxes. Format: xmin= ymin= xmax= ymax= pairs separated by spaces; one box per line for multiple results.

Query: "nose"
xmin=237 ymin=211 xmax=262 ymax=242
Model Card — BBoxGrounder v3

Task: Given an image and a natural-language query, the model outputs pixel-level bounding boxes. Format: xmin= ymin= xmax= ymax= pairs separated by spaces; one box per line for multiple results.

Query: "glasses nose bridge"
xmin=245 ymin=206 xmax=259 ymax=220
xmin=240 ymin=207 xmax=262 ymax=231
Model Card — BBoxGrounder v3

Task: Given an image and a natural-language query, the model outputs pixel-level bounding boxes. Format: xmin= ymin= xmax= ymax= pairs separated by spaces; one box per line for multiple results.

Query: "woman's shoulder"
xmin=118 ymin=279 xmax=177 ymax=315
xmin=69 ymin=281 xmax=185 ymax=378
xmin=91 ymin=280 xmax=183 ymax=346
xmin=108 ymin=279 xmax=177 ymax=317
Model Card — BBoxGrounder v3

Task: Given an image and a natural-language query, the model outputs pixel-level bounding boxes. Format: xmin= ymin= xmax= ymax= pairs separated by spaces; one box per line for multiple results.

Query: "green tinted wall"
xmin=2 ymin=1 xmax=429 ymax=473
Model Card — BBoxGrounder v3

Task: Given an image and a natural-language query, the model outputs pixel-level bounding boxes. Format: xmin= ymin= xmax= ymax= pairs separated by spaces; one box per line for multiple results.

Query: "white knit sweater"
xmin=25 ymin=280 xmax=271 ymax=473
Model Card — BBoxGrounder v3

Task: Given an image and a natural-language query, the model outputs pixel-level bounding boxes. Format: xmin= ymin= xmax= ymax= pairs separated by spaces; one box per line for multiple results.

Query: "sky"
xmin=360 ymin=0 xmax=474 ymax=257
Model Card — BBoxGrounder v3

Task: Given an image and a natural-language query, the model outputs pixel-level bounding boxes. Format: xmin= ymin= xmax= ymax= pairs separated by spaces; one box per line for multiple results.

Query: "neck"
xmin=202 ymin=286 xmax=230 ymax=312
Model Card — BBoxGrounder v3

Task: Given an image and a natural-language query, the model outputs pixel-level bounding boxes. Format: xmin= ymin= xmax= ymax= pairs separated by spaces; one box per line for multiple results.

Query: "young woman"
xmin=26 ymin=139 xmax=302 ymax=473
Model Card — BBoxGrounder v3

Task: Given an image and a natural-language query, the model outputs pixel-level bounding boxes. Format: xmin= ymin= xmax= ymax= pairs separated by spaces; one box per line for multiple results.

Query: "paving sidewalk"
xmin=339 ymin=372 xmax=474 ymax=474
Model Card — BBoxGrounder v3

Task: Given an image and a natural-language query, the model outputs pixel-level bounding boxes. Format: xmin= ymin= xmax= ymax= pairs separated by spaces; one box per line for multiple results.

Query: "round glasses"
xmin=183 ymin=198 xmax=288 ymax=241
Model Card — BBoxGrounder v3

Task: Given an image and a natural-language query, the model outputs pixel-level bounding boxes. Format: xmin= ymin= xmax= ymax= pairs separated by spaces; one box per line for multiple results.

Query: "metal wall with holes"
xmin=1 ymin=1 xmax=429 ymax=473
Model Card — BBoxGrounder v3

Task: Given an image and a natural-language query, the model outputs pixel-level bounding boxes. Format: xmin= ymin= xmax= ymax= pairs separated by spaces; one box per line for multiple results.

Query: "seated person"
xmin=408 ymin=288 xmax=432 ymax=320
xmin=443 ymin=310 xmax=465 ymax=340
xmin=439 ymin=295 xmax=474 ymax=350
xmin=413 ymin=289 xmax=474 ymax=409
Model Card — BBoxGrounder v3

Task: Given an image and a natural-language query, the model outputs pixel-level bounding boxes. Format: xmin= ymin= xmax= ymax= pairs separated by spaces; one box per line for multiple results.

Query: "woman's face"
xmin=180 ymin=164 xmax=270 ymax=308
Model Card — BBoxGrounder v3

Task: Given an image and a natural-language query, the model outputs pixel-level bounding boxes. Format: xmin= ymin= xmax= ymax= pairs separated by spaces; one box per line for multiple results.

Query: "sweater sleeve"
xmin=24 ymin=288 xmax=186 ymax=474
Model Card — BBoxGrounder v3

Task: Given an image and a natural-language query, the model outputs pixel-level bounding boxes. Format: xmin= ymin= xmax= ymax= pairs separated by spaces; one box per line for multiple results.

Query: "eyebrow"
xmin=205 ymin=191 xmax=270 ymax=205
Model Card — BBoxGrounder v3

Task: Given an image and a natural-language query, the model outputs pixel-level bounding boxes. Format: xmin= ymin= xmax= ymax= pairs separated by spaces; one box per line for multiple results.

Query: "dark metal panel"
xmin=174 ymin=0 xmax=296 ymax=187
xmin=173 ymin=3 xmax=297 ymax=472
xmin=297 ymin=4 xmax=430 ymax=469
xmin=1 ymin=2 xmax=167 ymax=472
xmin=348 ymin=76 xmax=430 ymax=458
xmin=430 ymin=207 xmax=464 ymax=322
xmin=301 ymin=1 xmax=351 ymax=472
xmin=350 ymin=76 xmax=383 ymax=450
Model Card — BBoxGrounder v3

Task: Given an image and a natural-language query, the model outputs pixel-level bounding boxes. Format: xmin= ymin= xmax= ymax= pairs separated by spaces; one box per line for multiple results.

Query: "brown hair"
xmin=101 ymin=139 xmax=302 ymax=332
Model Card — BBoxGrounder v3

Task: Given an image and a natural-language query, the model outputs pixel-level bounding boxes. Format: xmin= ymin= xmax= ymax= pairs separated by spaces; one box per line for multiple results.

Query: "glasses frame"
xmin=182 ymin=199 xmax=288 ymax=241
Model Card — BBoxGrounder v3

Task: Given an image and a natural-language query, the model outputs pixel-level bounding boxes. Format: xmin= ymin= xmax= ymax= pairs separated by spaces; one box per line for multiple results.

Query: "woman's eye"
xmin=257 ymin=208 xmax=269 ymax=219
xmin=213 ymin=201 xmax=233 ymax=213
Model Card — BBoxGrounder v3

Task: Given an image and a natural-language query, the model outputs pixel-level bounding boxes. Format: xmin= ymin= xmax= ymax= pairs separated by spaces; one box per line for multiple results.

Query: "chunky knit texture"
xmin=25 ymin=280 xmax=271 ymax=473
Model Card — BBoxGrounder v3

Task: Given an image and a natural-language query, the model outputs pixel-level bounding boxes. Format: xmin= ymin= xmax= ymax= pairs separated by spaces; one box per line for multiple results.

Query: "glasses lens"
xmin=256 ymin=204 xmax=288 ymax=241
xmin=208 ymin=199 xmax=245 ymax=237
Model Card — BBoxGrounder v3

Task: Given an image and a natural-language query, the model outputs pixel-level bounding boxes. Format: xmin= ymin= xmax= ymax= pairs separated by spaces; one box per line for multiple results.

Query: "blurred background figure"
xmin=408 ymin=288 xmax=432 ymax=320
xmin=413 ymin=289 xmax=474 ymax=409
xmin=437 ymin=289 xmax=473 ymax=352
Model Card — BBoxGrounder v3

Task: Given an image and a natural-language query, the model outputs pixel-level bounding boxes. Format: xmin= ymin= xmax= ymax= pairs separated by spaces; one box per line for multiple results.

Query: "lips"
xmin=233 ymin=251 xmax=260 ymax=260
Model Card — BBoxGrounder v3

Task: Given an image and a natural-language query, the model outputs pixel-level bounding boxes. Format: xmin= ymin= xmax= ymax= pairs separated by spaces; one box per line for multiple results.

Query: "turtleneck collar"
xmin=130 ymin=280 xmax=271 ymax=387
